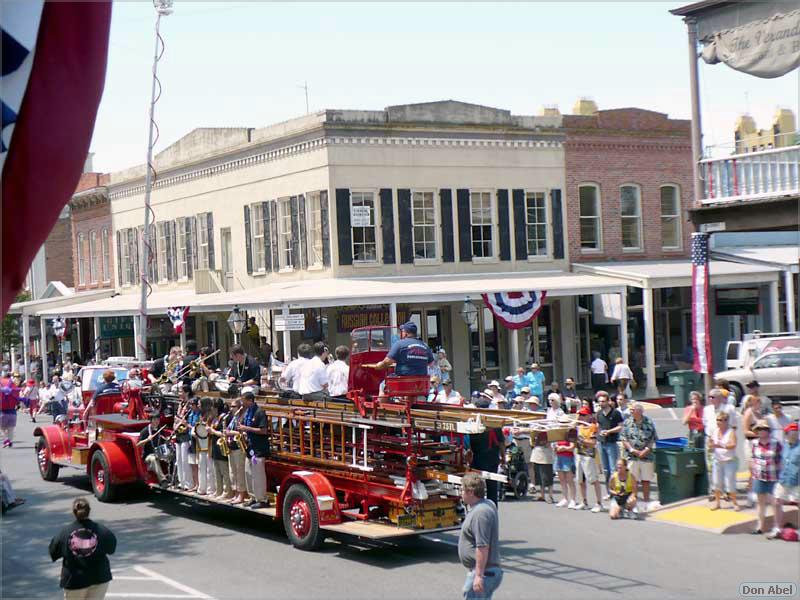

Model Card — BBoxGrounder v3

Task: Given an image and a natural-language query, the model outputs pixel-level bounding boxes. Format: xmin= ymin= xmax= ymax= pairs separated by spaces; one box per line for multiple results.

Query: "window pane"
xmin=620 ymin=186 xmax=640 ymax=216
xmin=660 ymin=186 xmax=678 ymax=215
xmin=579 ymin=186 xmax=598 ymax=216
xmin=580 ymin=218 xmax=598 ymax=248
xmin=662 ymin=216 xmax=679 ymax=248
xmin=622 ymin=217 xmax=641 ymax=249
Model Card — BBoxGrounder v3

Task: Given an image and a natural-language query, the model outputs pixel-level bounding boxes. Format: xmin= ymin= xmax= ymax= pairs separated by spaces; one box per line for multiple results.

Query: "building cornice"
xmin=70 ymin=188 xmax=109 ymax=210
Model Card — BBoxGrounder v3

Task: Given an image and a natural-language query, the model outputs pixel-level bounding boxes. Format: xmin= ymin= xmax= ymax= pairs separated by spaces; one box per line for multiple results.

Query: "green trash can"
xmin=655 ymin=447 xmax=707 ymax=505
xmin=668 ymin=370 xmax=702 ymax=408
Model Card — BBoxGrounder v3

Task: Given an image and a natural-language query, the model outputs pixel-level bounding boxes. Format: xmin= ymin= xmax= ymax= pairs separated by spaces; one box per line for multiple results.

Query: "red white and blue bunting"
xmin=167 ymin=306 xmax=190 ymax=334
xmin=481 ymin=291 xmax=547 ymax=330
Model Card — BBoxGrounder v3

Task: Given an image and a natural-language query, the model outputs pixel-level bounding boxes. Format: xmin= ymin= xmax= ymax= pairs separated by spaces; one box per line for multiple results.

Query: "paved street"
xmin=3 ymin=411 xmax=798 ymax=600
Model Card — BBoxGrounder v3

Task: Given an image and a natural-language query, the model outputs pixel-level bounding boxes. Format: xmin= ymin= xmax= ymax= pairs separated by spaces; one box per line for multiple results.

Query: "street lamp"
xmin=227 ymin=306 xmax=246 ymax=344
xmin=460 ymin=299 xmax=478 ymax=327
xmin=51 ymin=317 xmax=67 ymax=367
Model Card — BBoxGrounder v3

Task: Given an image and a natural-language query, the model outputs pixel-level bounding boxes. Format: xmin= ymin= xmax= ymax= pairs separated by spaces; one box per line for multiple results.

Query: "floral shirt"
xmin=621 ymin=415 xmax=658 ymax=462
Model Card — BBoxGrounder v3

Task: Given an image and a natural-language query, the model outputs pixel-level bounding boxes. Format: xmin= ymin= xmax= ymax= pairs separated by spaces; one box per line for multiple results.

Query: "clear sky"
xmin=90 ymin=1 xmax=798 ymax=173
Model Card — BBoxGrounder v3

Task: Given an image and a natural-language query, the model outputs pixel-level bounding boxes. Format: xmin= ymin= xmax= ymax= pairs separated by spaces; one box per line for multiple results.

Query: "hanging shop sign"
xmin=99 ymin=316 xmax=134 ymax=339
xmin=337 ymin=307 xmax=409 ymax=333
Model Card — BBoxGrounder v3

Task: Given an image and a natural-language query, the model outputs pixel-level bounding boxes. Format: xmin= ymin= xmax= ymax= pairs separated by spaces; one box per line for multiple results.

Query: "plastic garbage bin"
xmin=655 ymin=445 xmax=706 ymax=505
xmin=668 ymin=370 xmax=702 ymax=408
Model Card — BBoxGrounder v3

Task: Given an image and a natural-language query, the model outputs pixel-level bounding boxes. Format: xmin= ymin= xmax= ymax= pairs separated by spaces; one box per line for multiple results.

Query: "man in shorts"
xmin=621 ymin=402 xmax=657 ymax=512
xmin=574 ymin=407 xmax=604 ymax=513
xmin=769 ymin=422 xmax=799 ymax=539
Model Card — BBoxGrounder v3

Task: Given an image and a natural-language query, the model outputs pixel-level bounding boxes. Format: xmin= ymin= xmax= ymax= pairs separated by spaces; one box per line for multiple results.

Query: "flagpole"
xmin=137 ymin=0 xmax=173 ymax=361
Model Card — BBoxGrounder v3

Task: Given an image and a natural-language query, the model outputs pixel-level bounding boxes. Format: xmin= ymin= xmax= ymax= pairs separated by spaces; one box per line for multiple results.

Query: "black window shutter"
xmin=290 ymin=196 xmax=300 ymax=269
xmin=206 ymin=212 xmax=215 ymax=270
xmin=130 ymin=229 xmax=139 ymax=285
xmin=396 ymin=188 xmax=413 ymax=264
xmin=379 ymin=188 xmax=395 ymax=264
xmin=440 ymin=189 xmax=454 ymax=263
xmin=320 ymin=190 xmax=330 ymax=267
xmin=269 ymin=200 xmax=279 ymax=270
xmin=148 ymin=224 xmax=158 ymax=282
xmin=335 ymin=189 xmax=352 ymax=266
xmin=185 ymin=217 xmax=195 ymax=279
xmin=456 ymin=189 xmax=471 ymax=262
xmin=550 ymin=189 xmax=564 ymax=259
xmin=512 ymin=189 xmax=527 ymax=260
xmin=169 ymin=221 xmax=178 ymax=281
xmin=298 ymin=194 xmax=308 ymax=270
xmin=116 ymin=231 xmax=123 ymax=285
xmin=244 ymin=204 xmax=253 ymax=274
xmin=497 ymin=189 xmax=511 ymax=261
xmin=262 ymin=202 xmax=272 ymax=272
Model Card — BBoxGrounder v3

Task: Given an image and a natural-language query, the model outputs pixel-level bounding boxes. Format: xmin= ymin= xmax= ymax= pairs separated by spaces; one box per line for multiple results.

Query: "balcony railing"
xmin=700 ymin=145 xmax=800 ymax=204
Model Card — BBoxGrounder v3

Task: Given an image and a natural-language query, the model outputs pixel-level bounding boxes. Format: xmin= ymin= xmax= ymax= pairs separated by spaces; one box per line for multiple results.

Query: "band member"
xmin=185 ymin=397 xmax=202 ymax=492
xmin=21 ymin=379 xmax=39 ymax=422
xmin=226 ymin=398 xmax=248 ymax=505
xmin=0 ymin=372 xmax=20 ymax=448
xmin=227 ymin=345 xmax=261 ymax=386
xmin=238 ymin=389 xmax=270 ymax=509
xmin=149 ymin=346 xmax=183 ymax=385
xmin=172 ymin=387 xmax=194 ymax=490
xmin=194 ymin=401 xmax=215 ymax=496
xmin=209 ymin=398 xmax=233 ymax=500
xmin=136 ymin=413 xmax=168 ymax=487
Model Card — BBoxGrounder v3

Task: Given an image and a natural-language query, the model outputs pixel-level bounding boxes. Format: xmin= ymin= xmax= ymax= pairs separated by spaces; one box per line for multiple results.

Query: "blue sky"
xmin=90 ymin=1 xmax=798 ymax=173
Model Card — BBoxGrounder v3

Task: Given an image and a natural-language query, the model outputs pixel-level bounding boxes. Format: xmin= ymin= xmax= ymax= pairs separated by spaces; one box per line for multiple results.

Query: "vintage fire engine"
xmin=35 ymin=327 xmax=572 ymax=550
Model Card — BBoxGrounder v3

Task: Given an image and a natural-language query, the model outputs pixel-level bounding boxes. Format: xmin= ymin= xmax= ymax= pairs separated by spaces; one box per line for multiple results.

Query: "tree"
xmin=0 ymin=291 xmax=31 ymax=360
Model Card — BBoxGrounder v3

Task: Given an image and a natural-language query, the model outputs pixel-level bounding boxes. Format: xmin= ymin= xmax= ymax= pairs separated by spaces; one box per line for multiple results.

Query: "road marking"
xmin=113 ymin=576 xmax=154 ymax=581
xmin=668 ymin=408 xmax=678 ymax=420
xmin=107 ymin=595 xmax=200 ymax=598
xmin=427 ymin=536 xmax=458 ymax=547
xmin=107 ymin=565 xmax=215 ymax=600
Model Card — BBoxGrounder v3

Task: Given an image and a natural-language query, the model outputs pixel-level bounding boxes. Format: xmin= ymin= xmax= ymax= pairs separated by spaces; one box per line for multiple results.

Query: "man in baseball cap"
xmin=363 ymin=321 xmax=434 ymax=377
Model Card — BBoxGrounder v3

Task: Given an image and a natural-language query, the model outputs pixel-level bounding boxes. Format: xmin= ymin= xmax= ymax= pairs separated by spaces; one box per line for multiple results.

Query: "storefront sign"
xmin=99 ymin=316 xmax=134 ymax=339
xmin=337 ymin=307 xmax=409 ymax=333
xmin=715 ymin=288 xmax=760 ymax=315
xmin=275 ymin=314 xmax=306 ymax=331
xmin=350 ymin=205 xmax=372 ymax=227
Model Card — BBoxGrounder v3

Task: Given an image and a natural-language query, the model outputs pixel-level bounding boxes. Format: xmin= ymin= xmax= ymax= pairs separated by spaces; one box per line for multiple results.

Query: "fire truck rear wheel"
xmin=36 ymin=436 xmax=60 ymax=481
xmin=282 ymin=484 xmax=322 ymax=551
xmin=90 ymin=452 xmax=117 ymax=503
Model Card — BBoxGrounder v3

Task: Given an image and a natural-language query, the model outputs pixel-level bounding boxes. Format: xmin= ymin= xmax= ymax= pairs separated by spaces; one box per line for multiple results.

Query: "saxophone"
xmin=226 ymin=405 xmax=248 ymax=453
xmin=215 ymin=414 xmax=231 ymax=457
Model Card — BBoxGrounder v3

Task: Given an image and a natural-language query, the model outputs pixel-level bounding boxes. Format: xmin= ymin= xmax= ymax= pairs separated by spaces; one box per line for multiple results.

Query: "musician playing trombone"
xmin=136 ymin=412 xmax=169 ymax=488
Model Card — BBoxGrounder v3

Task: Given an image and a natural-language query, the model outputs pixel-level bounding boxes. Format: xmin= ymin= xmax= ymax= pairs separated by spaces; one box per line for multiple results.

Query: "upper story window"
xmin=250 ymin=202 xmax=266 ymax=273
xmin=350 ymin=191 xmax=377 ymax=262
xmin=176 ymin=218 xmax=189 ymax=279
xmin=156 ymin=221 xmax=172 ymax=282
xmin=101 ymin=228 xmax=111 ymax=283
xmin=470 ymin=191 xmax=493 ymax=258
xmin=88 ymin=230 xmax=98 ymax=284
xmin=306 ymin=192 xmax=323 ymax=267
xmin=412 ymin=191 xmax=437 ymax=261
xmin=197 ymin=213 xmax=213 ymax=270
xmin=278 ymin=198 xmax=293 ymax=270
xmin=620 ymin=184 xmax=642 ymax=251
xmin=77 ymin=233 xmax=86 ymax=285
xmin=126 ymin=228 xmax=139 ymax=286
xmin=525 ymin=191 xmax=548 ymax=258
xmin=660 ymin=185 xmax=682 ymax=250
xmin=578 ymin=184 xmax=602 ymax=252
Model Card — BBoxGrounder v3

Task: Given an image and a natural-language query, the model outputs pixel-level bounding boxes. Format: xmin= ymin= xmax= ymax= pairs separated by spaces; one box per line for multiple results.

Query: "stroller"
xmin=500 ymin=441 xmax=529 ymax=500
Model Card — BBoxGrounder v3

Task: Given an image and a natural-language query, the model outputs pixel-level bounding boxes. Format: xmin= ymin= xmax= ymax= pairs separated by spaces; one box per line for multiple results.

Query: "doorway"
xmin=221 ymin=228 xmax=233 ymax=291
xmin=468 ymin=307 xmax=501 ymax=393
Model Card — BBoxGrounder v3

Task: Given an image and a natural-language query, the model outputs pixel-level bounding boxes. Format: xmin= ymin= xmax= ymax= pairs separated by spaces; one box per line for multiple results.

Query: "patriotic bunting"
xmin=167 ymin=307 xmax=190 ymax=334
xmin=691 ymin=233 xmax=713 ymax=374
xmin=481 ymin=291 xmax=547 ymax=330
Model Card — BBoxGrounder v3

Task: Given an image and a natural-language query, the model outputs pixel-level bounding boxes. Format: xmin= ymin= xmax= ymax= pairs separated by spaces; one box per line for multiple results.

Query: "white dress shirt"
xmin=610 ymin=363 xmax=633 ymax=381
xmin=298 ymin=356 xmax=329 ymax=395
xmin=326 ymin=360 xmax=350 ymax=397
xmin=282 ymin=357 xmax=309 ymax=393
xmin=590 ymin=358 xmax=608 ymax=375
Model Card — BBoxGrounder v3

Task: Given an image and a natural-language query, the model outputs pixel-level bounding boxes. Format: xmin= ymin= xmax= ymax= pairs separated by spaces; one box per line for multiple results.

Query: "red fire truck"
xmin=34 ymin=327 xmax=548 ymax=550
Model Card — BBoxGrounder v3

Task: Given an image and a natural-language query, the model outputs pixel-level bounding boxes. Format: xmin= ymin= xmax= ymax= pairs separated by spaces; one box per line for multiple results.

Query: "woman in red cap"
xmin=21 ymin=379 xmax=39 ymax=422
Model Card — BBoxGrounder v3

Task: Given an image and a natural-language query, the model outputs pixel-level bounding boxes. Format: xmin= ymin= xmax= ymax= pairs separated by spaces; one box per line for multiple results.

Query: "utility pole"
xmin=298 ymin=81 xmax=310 ymax=114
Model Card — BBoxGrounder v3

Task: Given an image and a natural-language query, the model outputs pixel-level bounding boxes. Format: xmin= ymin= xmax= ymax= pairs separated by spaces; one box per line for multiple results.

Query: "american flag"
xmin=691 ymin=232 xmax=713 ymax=374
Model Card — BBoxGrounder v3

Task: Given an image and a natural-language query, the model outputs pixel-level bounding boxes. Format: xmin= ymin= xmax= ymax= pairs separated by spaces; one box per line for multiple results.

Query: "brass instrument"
xmin=225 ymin=405 xmax=247 ymax=453
xmin=212 ymin=414 xmax=231 ymax=457
xmin=155 ymin=356 xmax=181 ymax=385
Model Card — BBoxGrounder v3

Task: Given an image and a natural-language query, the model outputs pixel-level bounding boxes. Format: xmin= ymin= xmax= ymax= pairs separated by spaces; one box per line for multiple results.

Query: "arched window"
xmin=660 ymin=185 xmax=682 ymax=250
xmin=620 ymin=184 xmax=642 ymax=251
xmin=89 ymin=230 xmax=98 ymax=283
xmin=77 ymin=233 xmax=86 ymax=285
xmin=578 ymin=183 xmax=602 ymax=252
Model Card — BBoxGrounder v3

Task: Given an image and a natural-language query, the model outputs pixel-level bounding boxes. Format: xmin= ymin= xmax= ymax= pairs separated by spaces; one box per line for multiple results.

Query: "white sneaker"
xmin=573 ymin=502 xmax=586 ymax=511
xmin=632 ymin=506 xmax=639 ymax=516
xmin=567 ymin=500 xmax=577 ymax=509
xmin=555 ymin=498 xmax=568 ymax=508
xmin=591 ymin=504 xmax=603 ymax=513
xmin=603 ymin=494 xmax=611 ymax=501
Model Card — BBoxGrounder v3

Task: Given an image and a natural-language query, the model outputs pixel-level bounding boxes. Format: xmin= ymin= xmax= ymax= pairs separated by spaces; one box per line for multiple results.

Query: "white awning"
xmin=35 ymin=271 xmax=626 ymax=317
xmin=572 ymin=260 xmax=782 ymax=289
xmin=712 ymin=245 xmax=799 ymax=274
xmin=8 ymin=289 xmax=115 ymax=316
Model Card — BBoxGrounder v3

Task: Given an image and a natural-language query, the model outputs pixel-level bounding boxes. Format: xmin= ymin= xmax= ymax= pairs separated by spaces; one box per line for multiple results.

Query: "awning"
xmin=8 ymin=289 xmax=115 ymax=316
xmin=35 ymin=271 xmax=627 ymax=317
xmin=572 ymin=259 xmax=782 ymax=289
xmin=711 ymin=245 xmax=799 ymax=274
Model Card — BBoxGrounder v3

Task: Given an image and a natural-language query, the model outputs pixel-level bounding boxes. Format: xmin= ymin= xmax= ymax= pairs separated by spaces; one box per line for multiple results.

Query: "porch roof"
xmin=35 ymin=271 xmax=626 ymax=317
xmin=711 ymin=245 xmax=799 ymax=274
xmin=572 ymin=259 xmax=782 ymax=289
xmin=8 ymin=289 xmax=115 ymax=316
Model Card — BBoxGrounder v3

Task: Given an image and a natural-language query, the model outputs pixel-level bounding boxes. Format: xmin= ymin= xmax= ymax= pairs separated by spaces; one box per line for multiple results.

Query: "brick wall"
xmin=45 ymin=216 xmax=74 ymax=287
xmin=71 ymin=200 xmax=114 ymax=290
xmin=564 ymin=109 xmax=694 ymax=262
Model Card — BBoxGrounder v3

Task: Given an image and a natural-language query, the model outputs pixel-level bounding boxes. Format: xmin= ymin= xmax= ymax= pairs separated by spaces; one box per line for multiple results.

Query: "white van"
xmin=724 ymin=331 xmax=800 ymax=370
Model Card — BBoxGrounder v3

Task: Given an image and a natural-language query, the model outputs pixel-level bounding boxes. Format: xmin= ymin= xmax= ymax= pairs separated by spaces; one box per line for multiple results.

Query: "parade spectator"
xmin=258 ymin=338 xmax=272 ymax=367
xmin=621 ymin=402 xmax=657 ymax=511
xmin=590 ymin=352 xmax=608 ymax=392
xmin=21 ymin=378 xmax=39 ymax=422
xmin=525 ymin=364 xmax=545 ymax=400
xmin=503 ymin=376 xmax=516 ymax=408
xmin=562 ymin=378 xmax=579 ymax=414
xmin=608 ymin=458 xmax=638 ymax=520
xmin=246 ymin=317 xmax=260 ymax=344
xmin=595 ymin=391 xmax=623 ymax=497
xmin=458 ymin=472 xmax=503 ymax=600
xmin=468 ymin=393 xmax=504 ymax=504
xmin=437 ymin=349 xmax=453 ymax=383
xmin=0 ymin=372 xmax=19 ymax=447
xmin=610 ymin=357 xmax=634 ymax=398
xmin=574 ymin=407 xmax=604 ymax=513
xmin=682 ymin=391 xmax=705 ymax=449
xmin=742 ymin=380 xmax=772 ymax=414
xmin=709 ymin=410 xmax=739 ymax=511
xmin=616 ymin=393 xmax=631 ymax=421
xmin=326 ymin=345 xmax=350 ymax=398
xmin=548 ymin=381 xmax=562 ymax=400
xmin=554 ymin=437 xmax=577 ymax=509
xmin=768 ymin=402 xmax=792 ymax=445
xmin=714 ymin=377 xmax=736 ymax=407
xmin=427 ymin=375 xmax=443 ymax=402
xmin=514 ymin=387 xmax=535 ymax=410
xmin=436 ymin=381 xmax=464 ymax=405
xmin=487 ymin=381 xmax=505 ymax=409
xmin=750 ymin=419 xmax=782 ymax=535
xmin=1 ymin=469 xmax=25 ymax=514
xmin=512 ymin=367 xmax=526 ymax=395
xmin=531 ymin=431 xmax=555 ymax=503
xmin=769 ymin=422 xmax=799 ymax=539
xmin=742 ymin=385 xmax=768 ymax=505
xmin=546 ymin=394 xmax=564 ymax=421
xmin=702 ymin=388 xmax=738 ymax=499
xmin=49 ymin=498 xmax=116 ymax=600
xmin=581 ymin=397 xmax=593 ymax=414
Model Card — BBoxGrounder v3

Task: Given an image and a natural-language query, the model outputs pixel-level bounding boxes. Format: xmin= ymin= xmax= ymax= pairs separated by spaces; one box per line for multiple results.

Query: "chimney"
xmin=572 ymin=97 xmax=598 ymax=116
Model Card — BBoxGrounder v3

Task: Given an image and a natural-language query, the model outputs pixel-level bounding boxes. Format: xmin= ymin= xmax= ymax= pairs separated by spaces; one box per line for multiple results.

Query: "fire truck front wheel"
xmin=282 ymin=484 xmax=323 ymax=551
xmin=36 ymin=436 xmax=60 ymax=481
xmin=90 ymin=452 xmax=117 ymax=503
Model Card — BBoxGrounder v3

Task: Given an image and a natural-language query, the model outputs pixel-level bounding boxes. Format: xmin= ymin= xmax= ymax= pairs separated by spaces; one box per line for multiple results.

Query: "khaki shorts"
xmin=514 ymin=437 xmax=532 ymax=463
xmin=576 ymin=454 xmax=599 ymax=484
xmin=774 ymin=483 xmax=799 ymax=503
xmin=628 ymin=459 xmax=654 ymax=482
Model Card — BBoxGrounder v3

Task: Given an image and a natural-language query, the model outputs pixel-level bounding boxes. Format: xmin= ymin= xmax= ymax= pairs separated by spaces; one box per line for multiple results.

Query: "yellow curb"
xmin=650 ymin=504 xmax=753 ymax=532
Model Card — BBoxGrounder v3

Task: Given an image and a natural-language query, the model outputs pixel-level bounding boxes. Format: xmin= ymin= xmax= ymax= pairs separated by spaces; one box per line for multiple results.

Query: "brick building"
xmin=70 ymin=172 xmax=113 ymax=291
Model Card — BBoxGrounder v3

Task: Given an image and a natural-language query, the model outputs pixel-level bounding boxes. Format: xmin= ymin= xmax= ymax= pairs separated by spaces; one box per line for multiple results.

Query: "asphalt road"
xmin=2 ymin=410 xmax=798 ymax=600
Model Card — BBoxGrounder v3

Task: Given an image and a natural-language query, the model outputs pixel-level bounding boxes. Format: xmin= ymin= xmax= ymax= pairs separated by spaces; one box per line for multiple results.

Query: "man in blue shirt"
xmin=364 ymin=322 xmax=434 ymax=376
xmin=525 ymin=363 xmax=545 ymax=399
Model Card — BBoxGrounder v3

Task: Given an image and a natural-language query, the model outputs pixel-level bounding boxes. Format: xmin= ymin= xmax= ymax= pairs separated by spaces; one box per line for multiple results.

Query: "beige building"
xmin=734 ymin=108 xmax=797 ymax=154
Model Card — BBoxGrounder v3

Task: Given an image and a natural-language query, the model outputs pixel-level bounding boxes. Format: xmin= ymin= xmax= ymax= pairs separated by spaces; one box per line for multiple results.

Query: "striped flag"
xmin=691 ymin=232 xmax=713 ymax=374
xmin=1 ymin=1 xmax=112 ymax=316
